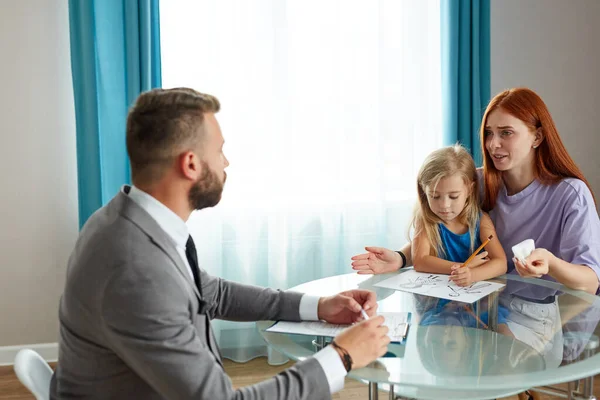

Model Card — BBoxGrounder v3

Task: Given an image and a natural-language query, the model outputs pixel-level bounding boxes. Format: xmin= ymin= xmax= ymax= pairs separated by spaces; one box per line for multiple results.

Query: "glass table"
xmin=258 ymin=270 xmax=600 ymax=400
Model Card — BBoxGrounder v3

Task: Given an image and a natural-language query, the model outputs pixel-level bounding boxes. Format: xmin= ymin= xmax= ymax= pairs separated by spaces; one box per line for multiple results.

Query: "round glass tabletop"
xmin=258 ymin=271 xmax=600 ymax=399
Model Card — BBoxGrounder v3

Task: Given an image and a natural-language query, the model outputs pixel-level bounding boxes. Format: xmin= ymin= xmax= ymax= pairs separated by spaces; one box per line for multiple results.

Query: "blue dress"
xmin=438 ymin=219 xmax=481 ymax=263
xmin=420 ymin=216 xmax=509 ymax=327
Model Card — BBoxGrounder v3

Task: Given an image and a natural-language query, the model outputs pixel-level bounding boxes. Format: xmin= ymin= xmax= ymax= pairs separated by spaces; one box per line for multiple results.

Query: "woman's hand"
xmin=513 ymin=248 xmax=555 ymax=278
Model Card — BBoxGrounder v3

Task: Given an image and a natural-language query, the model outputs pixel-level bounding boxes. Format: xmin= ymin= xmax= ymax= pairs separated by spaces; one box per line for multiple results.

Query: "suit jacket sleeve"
xmin=199 ymin=268 xmax=306 ymax=322
xmin=101 ymin=262 xmax=330 ymax=400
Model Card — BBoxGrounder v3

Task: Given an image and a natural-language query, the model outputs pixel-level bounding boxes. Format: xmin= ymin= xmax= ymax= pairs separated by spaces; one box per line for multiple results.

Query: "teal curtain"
xmin=69 ymin=0 xmax=162 ymax=228
xmin=441 ymin=0 xmax=490 ymax=166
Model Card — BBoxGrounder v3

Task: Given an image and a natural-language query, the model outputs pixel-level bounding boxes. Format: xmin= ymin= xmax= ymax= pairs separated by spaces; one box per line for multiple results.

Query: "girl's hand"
xmin=466 ymin=251 xmax=489 ymax=268
xmin=351 ymin=247 xmax=402 ymax=274
xmin=450 ymin=264 xmax=474 ymax=287
xmin=513 ymin=248 xmax=554 ymax=278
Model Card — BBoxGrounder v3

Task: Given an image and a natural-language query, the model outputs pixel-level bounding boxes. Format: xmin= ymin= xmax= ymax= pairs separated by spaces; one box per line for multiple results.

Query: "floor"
xmin=0 ymin=357 xmax=591 ymax=399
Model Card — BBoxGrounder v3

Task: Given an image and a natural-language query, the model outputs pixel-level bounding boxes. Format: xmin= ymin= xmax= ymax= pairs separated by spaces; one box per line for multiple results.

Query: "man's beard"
xmin=188 ymin=162 xmax=226 ymax=211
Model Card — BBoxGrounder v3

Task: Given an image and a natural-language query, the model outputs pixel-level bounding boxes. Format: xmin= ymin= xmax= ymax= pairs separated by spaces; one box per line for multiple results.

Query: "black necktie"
xmin=185 ymin=235 xmax=202 ymax=296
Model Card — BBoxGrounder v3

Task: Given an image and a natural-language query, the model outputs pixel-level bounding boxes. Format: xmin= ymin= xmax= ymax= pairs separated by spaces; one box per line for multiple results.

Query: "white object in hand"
xmin=360 ymin=308 xmax=369 ymax=320
xmin=512 ymin=239 xmax=535 ymax=264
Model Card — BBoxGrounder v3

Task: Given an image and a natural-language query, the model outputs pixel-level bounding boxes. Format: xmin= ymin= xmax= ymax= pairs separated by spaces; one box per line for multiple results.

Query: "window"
xmin=161 ymin=0 xmax=442 ymax=362
xmin=161 ymin=0 xmax=441 ymax=208
xmin=161 ymin=0 xmax=441 ymax=281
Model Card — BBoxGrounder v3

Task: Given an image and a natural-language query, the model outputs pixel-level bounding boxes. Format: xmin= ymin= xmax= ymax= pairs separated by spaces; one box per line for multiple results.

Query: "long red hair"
xmin=480 ymin=87 xmax=595 ymax=211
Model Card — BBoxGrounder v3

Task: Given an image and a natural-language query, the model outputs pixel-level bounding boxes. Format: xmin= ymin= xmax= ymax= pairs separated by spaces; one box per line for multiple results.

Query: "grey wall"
xmin=0 ymin=0 xmax=78 ymax=346
xmin=491 ymin=0 xmax=600 ymax=199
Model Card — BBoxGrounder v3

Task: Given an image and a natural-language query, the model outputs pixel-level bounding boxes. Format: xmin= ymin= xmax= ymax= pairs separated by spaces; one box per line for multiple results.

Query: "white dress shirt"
xmin=126 ymin=185 xmax=347 ymax=393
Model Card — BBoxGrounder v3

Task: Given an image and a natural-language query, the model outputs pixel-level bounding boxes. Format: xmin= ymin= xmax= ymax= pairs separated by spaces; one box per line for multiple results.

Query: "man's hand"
xmin=449 ymin=264 xmax=474 ymax=287
xmin=351 ymin=247 xmax=402 ymax=275
xmin=333 ymin=316 xmax=390 ymax=370
xmin=318 ymin=290 xmax=378 ymax=324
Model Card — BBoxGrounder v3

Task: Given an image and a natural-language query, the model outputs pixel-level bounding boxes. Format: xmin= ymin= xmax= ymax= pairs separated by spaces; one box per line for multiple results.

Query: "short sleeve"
xmin=559 ymin=180 xmax=600 ymax=289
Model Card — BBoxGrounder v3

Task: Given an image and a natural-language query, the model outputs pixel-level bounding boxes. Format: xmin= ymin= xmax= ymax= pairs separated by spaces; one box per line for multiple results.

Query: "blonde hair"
xmin=410 ymin=144 xmax=481 ymax=258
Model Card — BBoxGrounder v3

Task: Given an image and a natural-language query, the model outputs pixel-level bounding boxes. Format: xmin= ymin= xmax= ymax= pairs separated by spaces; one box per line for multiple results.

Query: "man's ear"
xmin=179 ymin=151 xmax=203 ymax=181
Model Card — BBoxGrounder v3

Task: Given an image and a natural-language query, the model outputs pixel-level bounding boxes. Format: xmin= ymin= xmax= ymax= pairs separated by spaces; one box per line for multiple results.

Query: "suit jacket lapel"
xmin=109 ymin=189 xmax=224 ymax=368
xmin=114 ymin=190 xmax=203 ymax=302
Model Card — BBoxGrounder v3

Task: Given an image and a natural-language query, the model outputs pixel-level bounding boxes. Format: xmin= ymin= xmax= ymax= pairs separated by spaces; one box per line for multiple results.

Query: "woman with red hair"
xmin=352 ymin=87 xmax=600 ymax=295
xmin=352 ymin=87 xmax=600 ymax=394
xmin=480 ymin=87 xmax=599 ymax=293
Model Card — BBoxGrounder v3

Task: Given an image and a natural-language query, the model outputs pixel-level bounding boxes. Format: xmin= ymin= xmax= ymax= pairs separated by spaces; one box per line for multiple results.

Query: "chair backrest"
xmin=13 ymin=349 xmax=53 ymax=400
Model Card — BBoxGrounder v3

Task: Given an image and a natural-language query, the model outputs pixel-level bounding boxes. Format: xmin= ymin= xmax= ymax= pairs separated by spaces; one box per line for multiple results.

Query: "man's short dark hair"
xmin=126 ymin=87 xmax=220 ymax=184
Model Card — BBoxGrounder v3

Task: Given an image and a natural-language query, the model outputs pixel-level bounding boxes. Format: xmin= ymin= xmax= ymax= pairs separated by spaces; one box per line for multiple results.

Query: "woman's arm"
xmin=550 ymin=259 xmax=599 ymax=294
xmin=515 ymin=180 xmax=600 ymax=295
xmin=516 ymin=252 xmax=599 ymax=294
xmin=469 ymin=213 xmax=507 ymax=281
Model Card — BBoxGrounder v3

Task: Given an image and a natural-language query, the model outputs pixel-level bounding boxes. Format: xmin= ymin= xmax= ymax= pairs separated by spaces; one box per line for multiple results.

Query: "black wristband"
xmin=396 ymin=250 xmax=407 ymax=268
xmin=330 ymin=340 xmax=353 ymax=372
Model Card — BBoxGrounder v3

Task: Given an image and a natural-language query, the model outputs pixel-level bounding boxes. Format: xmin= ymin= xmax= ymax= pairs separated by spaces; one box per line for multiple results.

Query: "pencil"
xmin=461 ymin=234 xmax=493 ymax=268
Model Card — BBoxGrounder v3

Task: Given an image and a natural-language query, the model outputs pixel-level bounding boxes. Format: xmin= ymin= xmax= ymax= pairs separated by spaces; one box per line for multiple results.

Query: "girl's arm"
xmin=350 ymin=244 xmax=408 ymax=274
xmin=412 ymin=229 xmax=456 ymax=274
xmin=450 ymin=213 xmax=507 ymax=286
xmin=469 ymin=213 xmax=507 ymax=281
xmin=398 ymin=242 xmax=412 ymax=267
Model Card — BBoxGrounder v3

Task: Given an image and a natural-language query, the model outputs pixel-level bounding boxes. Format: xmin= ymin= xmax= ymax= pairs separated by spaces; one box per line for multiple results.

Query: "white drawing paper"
xmin=373 ymin=269 xmax=504 ymax=303
xmin=265 ymin=312 xmax=410 ymax=342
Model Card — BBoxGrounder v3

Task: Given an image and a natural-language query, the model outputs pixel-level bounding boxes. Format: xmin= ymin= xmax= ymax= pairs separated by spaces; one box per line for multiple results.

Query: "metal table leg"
xmin=538 ymin=334 xmax=599 ymax=400
xmin=487 ymin=290 xmax=499 ymax=332
xmin=473 ymin=299 xmax=481 ymax=328
xmin=312 ymin=336 xmax=325 ymax=351
xmin=571 ymin=334 xmax=599 ymax=399
xmin=369 ymin=382 xmax=379 ymax=400
xmin=571 ymin=387 xmax=597 ymax=400
xmin=572 ymin=374 xmax=596 ymax=400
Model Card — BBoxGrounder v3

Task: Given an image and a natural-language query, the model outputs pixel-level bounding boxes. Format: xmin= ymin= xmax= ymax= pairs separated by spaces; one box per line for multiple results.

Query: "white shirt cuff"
xmin=299 ymin=294 xmax=320 ymax=321
xmin=313 ymin=346 xmax=347 ymax=393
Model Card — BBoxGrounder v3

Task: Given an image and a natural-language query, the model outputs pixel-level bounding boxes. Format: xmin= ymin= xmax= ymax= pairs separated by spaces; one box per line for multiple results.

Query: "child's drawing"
xmin=398 ymin=274 xmax=442 ymax=290
xmin=374 ymin=270 xmax=504 ymax=304
xmin=447 ymin=282 xmax=492 ymax=297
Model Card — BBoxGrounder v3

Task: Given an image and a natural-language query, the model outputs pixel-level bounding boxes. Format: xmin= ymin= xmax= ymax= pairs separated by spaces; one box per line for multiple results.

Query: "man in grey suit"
xmin=50 ymin=88 xmax=390 ymax=399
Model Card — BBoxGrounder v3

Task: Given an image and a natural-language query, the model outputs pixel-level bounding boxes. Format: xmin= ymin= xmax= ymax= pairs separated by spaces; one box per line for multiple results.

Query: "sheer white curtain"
xmin=160 ymin=0 xmax=441 ymax=363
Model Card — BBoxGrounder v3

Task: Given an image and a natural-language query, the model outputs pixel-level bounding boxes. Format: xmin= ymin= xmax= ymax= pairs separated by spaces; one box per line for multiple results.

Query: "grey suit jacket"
xmin=50 ymin=188 xmax=331 ymax=399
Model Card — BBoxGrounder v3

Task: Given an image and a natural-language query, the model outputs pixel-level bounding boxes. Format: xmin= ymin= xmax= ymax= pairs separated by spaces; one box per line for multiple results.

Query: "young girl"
xmin=411 ymin=144 xmax=507 ymax=286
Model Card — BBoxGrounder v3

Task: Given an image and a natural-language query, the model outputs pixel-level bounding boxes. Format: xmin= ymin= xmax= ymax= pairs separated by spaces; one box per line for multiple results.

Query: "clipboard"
xmin=265 ymin=312 xmax=411 ymax=344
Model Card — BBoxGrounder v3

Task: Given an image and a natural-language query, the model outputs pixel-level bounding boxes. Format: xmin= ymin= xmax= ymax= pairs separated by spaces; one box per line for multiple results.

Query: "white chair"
xmin=13 ymin=349 xmax=53 ymax=400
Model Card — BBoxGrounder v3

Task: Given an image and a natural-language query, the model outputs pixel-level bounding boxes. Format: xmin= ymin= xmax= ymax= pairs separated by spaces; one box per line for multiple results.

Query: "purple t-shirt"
xmin=480 ymin=172 xmax=600 ymax=298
